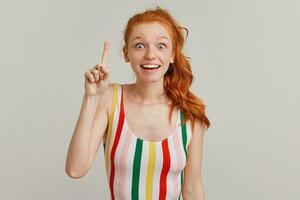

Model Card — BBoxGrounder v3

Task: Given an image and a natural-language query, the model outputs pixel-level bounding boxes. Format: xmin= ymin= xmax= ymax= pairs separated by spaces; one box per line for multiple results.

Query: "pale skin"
xmin=65 ymin=22 xmax=206 ymax=199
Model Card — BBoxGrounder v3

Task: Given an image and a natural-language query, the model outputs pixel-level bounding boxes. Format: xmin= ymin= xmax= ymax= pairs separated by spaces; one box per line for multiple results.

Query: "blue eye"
xmin=158 ymin=43 xmax=166 ymax=49
xmin=135 ymin=43 xmax=145 ymax=49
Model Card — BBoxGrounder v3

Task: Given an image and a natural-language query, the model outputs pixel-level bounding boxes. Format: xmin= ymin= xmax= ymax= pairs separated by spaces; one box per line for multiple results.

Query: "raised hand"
xmin=84 ymin=41 xmax=110 ymax=96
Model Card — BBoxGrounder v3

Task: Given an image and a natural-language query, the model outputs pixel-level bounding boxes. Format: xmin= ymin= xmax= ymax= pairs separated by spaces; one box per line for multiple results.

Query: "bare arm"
xmin=65 ymin=41 xmax=112 ymax=179
xmin=182 ymin=120 xmax=207 ymax=199
xmin=65 ymin=91 xmax=111 ymax=178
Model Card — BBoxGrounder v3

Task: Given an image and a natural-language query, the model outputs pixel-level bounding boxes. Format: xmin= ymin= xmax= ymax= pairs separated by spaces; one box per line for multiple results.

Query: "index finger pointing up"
xmin=100 ymin=41 xmax=109 ymax=65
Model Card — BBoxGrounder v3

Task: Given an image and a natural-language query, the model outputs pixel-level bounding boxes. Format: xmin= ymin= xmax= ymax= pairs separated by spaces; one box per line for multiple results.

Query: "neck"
xmin=130 ymin=79 xmax=169 ymax=105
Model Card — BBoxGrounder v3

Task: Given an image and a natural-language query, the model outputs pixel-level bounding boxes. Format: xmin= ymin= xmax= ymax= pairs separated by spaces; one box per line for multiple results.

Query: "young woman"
xmin=66 ymin=7 xmax=210 ymax=200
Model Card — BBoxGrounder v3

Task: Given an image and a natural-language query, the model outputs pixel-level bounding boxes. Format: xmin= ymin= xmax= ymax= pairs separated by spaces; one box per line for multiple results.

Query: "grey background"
xmin=1 ymin=0 xmax=299 ymax=199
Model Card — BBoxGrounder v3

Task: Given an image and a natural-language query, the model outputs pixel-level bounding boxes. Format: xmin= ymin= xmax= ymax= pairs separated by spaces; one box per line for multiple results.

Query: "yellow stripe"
xmin=105 ymin=83 xmax=118 ymax=176
xmin=145 ymin=142 xmax=156 ymax=200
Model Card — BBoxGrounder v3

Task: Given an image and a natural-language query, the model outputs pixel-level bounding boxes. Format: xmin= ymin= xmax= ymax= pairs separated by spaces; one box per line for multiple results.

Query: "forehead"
xmin=129 ymin=22 xmax=172 ymax=41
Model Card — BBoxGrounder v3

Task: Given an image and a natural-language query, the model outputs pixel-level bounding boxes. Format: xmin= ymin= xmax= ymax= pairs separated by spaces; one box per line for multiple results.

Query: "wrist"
xmin=82 ymin=93 xmax=102 ymax=105
xmin=83 ymin=93 xmax=100 ymax=98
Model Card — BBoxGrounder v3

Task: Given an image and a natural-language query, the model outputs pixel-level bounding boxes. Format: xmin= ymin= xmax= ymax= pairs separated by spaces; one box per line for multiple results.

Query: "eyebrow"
xmin=131 ymin=35 xmax=170 ymax=42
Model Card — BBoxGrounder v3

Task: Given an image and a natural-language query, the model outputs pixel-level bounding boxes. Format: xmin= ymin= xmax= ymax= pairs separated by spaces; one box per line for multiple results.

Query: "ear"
xmin=123 ymin=47 xmax=130 ymax=63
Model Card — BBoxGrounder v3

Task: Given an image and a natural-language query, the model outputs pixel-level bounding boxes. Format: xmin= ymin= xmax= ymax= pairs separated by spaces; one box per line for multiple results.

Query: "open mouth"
xmin=140 ymin=64 xmax=161 ymax=70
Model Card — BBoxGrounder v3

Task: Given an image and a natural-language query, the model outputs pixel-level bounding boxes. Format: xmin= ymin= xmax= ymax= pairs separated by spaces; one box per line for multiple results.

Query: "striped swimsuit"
xmin=103 ymin=83 xmax=192 ymax=200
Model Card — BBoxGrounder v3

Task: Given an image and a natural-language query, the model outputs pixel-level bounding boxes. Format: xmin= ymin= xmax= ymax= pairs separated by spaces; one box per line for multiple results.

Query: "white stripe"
xmin=166 ymin=136 xmax=177 ymax=199
xmin=122 ymin=133 xmax=136 ymax=199
xmin=138 ymin=141 xmax=148 ymax=200
xmin=113 ymin=124 xmax=128 ymax=200
xmin=178 ymin=122 xmax=187 ymax=166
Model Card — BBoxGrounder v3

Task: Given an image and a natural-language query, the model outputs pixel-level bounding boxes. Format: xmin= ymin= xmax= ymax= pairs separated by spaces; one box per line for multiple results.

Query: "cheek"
xmin=162 ymin=51 xmax=173 ymax=62
xmin=129 ymin=52 xmax=143 ymax=63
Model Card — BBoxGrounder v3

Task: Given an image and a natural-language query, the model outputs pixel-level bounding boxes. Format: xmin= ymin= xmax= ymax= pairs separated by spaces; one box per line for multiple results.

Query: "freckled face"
xmin=124 ymin=22 xmax=174 ymax=83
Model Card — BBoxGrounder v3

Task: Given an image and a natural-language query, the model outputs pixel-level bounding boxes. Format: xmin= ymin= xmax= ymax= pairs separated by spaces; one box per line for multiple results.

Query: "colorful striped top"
xmin=103 ymin=83 xmax=192 ymax=200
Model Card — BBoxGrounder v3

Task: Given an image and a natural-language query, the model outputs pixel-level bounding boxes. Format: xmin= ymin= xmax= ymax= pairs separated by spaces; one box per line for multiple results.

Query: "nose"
xmin=144 ymin=46 xmax=156 ymax=60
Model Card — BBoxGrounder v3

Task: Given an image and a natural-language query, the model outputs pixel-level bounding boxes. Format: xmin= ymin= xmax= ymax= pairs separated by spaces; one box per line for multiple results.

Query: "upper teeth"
xmin=142 ymin=65 xmax=159 ymax=69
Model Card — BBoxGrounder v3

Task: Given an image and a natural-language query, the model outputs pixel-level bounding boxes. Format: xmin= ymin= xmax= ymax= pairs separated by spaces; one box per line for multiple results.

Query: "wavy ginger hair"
xmin=123 ymin=7 xmax=210 ymax=132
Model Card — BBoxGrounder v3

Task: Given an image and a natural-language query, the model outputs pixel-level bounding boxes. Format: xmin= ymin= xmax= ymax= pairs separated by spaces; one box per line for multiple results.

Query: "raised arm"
xmin=65 ymin=42 xmax=112 ymax=179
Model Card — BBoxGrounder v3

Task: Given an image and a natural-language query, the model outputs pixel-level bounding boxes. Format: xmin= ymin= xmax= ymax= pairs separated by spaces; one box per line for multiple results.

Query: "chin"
xmin=141 ymin=76 xmax=164 ymax=83
xmin=134 ymin=69 xmax=168 ymax=83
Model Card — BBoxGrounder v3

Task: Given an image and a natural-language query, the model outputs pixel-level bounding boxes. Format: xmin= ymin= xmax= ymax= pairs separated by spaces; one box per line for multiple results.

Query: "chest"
xmin=124 ymin=101 xmax=178 ymax=142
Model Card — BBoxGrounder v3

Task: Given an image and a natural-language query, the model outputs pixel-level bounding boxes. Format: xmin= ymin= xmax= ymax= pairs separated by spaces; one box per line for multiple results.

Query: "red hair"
xmin=123 ymin=7 xmax=210 ymax=132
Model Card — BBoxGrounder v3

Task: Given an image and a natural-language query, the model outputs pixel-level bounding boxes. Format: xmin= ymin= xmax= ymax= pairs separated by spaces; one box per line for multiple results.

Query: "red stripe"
xmin=109 ymin=87 xmax=125 ymax=200
xmin=159 ymin=140 xmax=171 ymax=200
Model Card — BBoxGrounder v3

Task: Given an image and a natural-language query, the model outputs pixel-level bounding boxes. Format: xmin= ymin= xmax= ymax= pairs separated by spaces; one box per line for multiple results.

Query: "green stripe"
xmin=178 ymin=172 xmax=183 ymax=200
xmin=180 ymin=111 xmax=187 ymax=158
xmin=131 ymin=138 xmax=143 ymax=200
xmin=179 ymin=111 xmax=187 ymax=200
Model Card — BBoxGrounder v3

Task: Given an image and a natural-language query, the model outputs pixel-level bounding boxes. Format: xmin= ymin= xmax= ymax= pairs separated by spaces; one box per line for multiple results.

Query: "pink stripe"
xmin=173 ymin=129 xmax=182 ymax=198
xmin=118 ymin=129 xmax=132 ymax=200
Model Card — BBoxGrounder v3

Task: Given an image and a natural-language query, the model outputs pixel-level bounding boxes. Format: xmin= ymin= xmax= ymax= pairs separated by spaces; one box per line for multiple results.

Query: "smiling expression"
xmin=123 ymin=22 xmax=174 ymax=83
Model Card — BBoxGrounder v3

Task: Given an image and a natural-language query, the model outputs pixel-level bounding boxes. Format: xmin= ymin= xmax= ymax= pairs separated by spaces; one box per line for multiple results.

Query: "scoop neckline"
xmin=121 ymin=84 xmax=181 ymax=143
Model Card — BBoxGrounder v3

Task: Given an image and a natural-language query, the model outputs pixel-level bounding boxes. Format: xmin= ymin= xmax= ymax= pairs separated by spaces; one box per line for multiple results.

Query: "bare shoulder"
xmin=188 ymin=119 xmax=207 ymax=136
xmin=100 ymin=83 xmax=116 ymax=117
xmin=95 ymin=83 xmax=116 ymax=145
xmin=193 ymin=120 xmax=207 ymax=135
xmin=187 ymin=120 xmax=207 ymax=148
xmin=184 ymin=119 xmax=207 ymax=175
